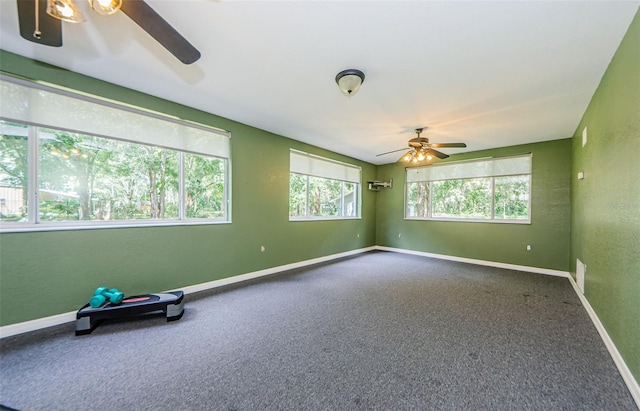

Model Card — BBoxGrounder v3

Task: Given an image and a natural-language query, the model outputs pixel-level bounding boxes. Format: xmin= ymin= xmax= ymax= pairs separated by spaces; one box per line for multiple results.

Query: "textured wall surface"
xmin=1 ymin=10 xmax=638 ymax=393
xmin=570 ymin=9 xmax=640 ymax=386
xmin=0 ymin=51 xmax=377 ymax=325
xmin=375 ymin=139 xmax=572 ymax=271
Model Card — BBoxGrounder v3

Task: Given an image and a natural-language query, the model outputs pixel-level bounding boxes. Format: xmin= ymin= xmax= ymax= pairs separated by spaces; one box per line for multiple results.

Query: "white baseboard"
xmin=0 ymin=311 xmax=78 ymax=339
xmin=566 ymin=274 xmax=640 ymax=408
xmin=0 ymin=246 xmax=375 ymax=339
xmin=375 ymin=246 xmax=570 ymax=277
xmin=179 ymin=246 xmax=376 ymax=295
xmin=379 ymin=245 xmax=639 ymax=406
xmin=2 ymin=244 xmax=638 ymax=409
xmin=2 ymin=244 xmax=638 ymax=407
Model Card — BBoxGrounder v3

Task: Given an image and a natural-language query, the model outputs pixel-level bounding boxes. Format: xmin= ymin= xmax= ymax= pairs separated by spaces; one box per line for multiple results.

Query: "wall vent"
xmin=576 ymin=259 xmax=586 ymax=294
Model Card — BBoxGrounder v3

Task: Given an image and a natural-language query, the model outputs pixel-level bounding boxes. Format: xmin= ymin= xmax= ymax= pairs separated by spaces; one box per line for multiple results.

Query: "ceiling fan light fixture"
xmin=377 ymin=126 xmax=466 ymax=162
xmin=335 ymin=69 xmax=365 ymax=97
xmin=402 ymin=148 xmax=434 ymax=164
xmin=89 ymin=0 xmax=122 ymax=15
xmin=47 ymin=0 xmax=86 ymax=23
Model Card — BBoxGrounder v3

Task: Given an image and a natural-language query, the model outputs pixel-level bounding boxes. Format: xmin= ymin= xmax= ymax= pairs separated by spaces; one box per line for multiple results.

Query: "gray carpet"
xmin=0 ymin=251 xmax=636 ymax=410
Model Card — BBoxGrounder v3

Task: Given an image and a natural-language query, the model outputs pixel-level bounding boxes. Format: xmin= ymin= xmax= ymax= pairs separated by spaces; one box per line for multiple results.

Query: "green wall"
xmin=570 ymin=9 xmax=640 ymax=384
xmin=0 ymin=51 xmax=377 ymax=326
xmin=1 ymin=10 xmax=639 ymax=391
xmin=375 ymin=139 xmax=572 ymax=271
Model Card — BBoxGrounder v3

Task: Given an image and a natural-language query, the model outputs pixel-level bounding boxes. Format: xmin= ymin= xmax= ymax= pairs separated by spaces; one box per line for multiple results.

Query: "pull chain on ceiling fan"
xmin=16 ymin=0 xmax=201 ymax=64
xmin=376 ymin=127 xmax=467 ymax=164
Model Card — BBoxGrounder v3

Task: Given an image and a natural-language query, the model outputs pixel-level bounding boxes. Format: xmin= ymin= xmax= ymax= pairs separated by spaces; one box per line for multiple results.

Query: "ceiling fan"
xmin=16 ymin=0 xmax=201 ymax=64
xmin=377 ymin=127 xmax=467 ymax=164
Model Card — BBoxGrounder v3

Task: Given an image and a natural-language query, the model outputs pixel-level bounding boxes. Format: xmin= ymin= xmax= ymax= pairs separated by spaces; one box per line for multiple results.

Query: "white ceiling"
xmin=1 ymin=1 xmax=638 ymax=164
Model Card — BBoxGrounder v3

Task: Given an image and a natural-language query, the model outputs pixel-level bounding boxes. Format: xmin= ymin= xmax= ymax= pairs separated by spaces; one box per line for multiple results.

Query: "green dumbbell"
xmin=89 ymin=287 xmax=124 ymax=308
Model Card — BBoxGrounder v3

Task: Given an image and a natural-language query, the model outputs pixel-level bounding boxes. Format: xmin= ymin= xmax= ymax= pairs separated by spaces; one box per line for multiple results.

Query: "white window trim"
xmin=0 ymin=75 xmax=232 ymax=232
xmin=289 ymin=150 xmax=362 ymax=221
xmin=0 ymin=219 xmax=231 ymax=234
xmin=0 ymin=74 xmax=230 ymax=140
xmin=0 ymin=126 xmax=232 ymax=232
xmin=405 ymin=154 xmax=532 ymax=224
xmin=290 ymin=149 xmax=361 ymax=183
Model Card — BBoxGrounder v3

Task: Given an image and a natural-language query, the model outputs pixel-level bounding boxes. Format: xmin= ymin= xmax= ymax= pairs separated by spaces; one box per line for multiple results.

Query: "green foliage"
xmin=0 ymin=121 xmax=29 ymax=220
xmin=494 ymin=175 xmax=530 ymax=220
xmin=432 ymin=178 xmax=492 ymax=219
xmin=289 ymin=173 xmax=357 ymax=218
xmin=407 ymin=176 xmax=529 ymax=220
xmin=406 ymin=182 xmax=429 ymax=218
xmin=39 ymin=130 xmax=113 ymax=220
xmin=185 ymin=154 xmax=225 ymax=218
xmin=0 ymin=125 xmax=28 ymax=187
xmin=309 ymin=176 xmax=342 ymax=216
xmin=39 ymin=199 xmax=79 ymax=221
xmin=289 ymin=173 xmax=307 ymax=217
xmin=2 ymin=120 xmax=226 ymax=223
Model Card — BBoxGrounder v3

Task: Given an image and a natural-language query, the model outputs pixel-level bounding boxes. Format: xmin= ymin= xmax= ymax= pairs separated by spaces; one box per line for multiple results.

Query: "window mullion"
xmin=527 ymin=175 xmax=532 ymax=220
xmin=225 ymin=159 xmax=230 ymax=221
xmin=357 ymin=183 xmax=360 ymax=217
xmin=28 ymin=125 xmax=38 ymax=224
xmin=305 ymin=175 xmax=310 ymax=217
xmin=428 ymin=182 xmax=433 ymax=218
xmin=405 ymin=155 xmax=531 ymax=223
xmin=340 ymin=182 xmax=345 ymax=217
xmin=490 ymin=177 xmax=496 ymax=220
xmin=178 ymin=152 xmax=185 ymax=220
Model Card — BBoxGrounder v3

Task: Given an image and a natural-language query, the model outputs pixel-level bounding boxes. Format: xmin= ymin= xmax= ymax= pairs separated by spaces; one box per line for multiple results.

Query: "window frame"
xmin=405 ymin=154 xmax=532 ymax=224
xmin=289 ymin=150 xmax=361 ymax=221
xmin=0 ymin=77 xmax=231 ymax=233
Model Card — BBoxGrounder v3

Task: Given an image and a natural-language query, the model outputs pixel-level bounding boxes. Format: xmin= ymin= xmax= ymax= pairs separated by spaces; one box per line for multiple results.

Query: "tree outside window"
xmin=405 ymin=155 xmax=531 ymax=222
xmin=0 ymin=120 xmax=227 ymax=225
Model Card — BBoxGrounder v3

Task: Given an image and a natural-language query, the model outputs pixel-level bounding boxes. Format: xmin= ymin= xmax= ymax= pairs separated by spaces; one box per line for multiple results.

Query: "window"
xmin=406 ymin=154 xmax=531 ymax=223
xmin=289 ymin=150 xmax=360 ymax=220
xmin=0 ymin=76 xmax=230 ymax=230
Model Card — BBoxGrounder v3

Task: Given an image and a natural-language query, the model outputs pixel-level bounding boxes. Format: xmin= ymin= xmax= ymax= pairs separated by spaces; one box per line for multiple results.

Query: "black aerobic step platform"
xmin=75 ymin=291 xmax=184 ymax=335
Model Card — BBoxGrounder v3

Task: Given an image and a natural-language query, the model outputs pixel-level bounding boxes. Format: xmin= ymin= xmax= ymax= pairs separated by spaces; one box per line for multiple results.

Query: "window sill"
xmin=404 ymin=217 xmax=531 ymax=224
xmin=0 ymin=219 xmax=231 ymax=233
xmin=289 ymin=217 xmax=361 ymax=222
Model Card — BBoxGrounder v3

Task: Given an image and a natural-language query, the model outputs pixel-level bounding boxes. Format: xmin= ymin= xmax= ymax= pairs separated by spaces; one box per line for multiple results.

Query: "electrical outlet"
xmin=526 ymin=245 xmax=531 ymax=251
xmin=260 ymin=245 xmax=265 ymax=252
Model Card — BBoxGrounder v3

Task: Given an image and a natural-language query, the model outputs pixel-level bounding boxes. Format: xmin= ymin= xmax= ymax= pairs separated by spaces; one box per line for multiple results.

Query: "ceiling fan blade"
xmin=428 ymin=148 xmax=449 ymax=159
xmin=120 ymin=0 xmax=201 ymax=65
xmin=17 ymin=0 xmax=62 ymax=47
xmin=429 ymin=142 xmax=467 ymax=148
xmin=429 ymin=143 xmax=467 ymax=148
xmin=376 ymin=147 xmax=410 ymax=156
